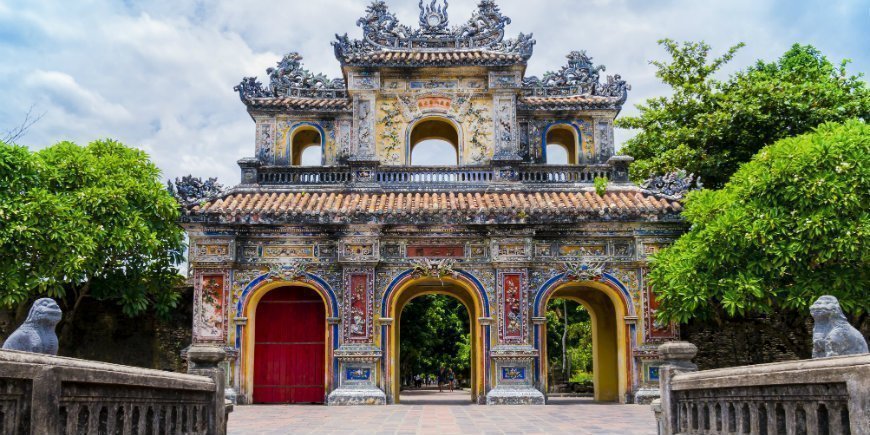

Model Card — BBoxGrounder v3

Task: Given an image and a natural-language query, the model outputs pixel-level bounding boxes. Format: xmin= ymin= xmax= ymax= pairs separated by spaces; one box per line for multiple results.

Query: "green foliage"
xmin=568 ymin=371 xmax=593 ymax=385
xmin=650 ymin=120 xmax=869 ymax=323
xmin=593 ymin=176 xmax=608 ymax=196
xmin=546 ymin=299 xmax=592 ymax=383
xmin=0 ymin=139 xmax=185 ymax=319
xmin=399 ymin=295 xmax=471 ymax=382
xmin=618 ymin=40 xmax=869 ymax=188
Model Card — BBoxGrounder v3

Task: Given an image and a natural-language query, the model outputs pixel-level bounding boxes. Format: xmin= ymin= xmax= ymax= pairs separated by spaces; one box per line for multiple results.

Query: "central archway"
xmin=383 ymin=274 xmax=487 ymax=404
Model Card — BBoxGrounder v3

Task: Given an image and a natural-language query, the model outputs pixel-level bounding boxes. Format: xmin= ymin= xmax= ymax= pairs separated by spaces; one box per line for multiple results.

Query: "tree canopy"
xmin=617 ymin=40 xmax=869 ymax=188
xmin=649 ymin=120 xmax=869 ymax=323
xmin=399 ymin=294 xmax=471 ymax=383
xmin=0 ymin=139 xmax=185 ymax=326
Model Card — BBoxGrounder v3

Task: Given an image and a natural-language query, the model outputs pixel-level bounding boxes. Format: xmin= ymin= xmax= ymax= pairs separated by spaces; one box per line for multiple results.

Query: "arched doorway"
xmin=290 ymin=126 xmax=322 ymax=166
xmin=536 ymin=281 xmax=629 ymax=402
xmin=398 ymin=294 xmax=471 ymax=404
xmin=241 ymin=282 xmax=334 ymax=404
xmin=408 ymin=117 xmax=460 ymax=165
xmin=384 ymin=276 xmax=486 ymax=404
xmin=545 ymin=125 xmax=578 ymax=164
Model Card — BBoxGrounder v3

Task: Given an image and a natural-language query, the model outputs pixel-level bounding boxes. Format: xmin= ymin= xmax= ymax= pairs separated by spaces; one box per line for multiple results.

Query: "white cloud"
xmin=1 ymin=0 xmax=866 ymax=185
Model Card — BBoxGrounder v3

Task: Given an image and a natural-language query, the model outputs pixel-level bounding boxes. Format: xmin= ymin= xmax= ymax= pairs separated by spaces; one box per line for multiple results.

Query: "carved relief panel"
xmin=642 ymin=269 xmax=679 ymax=342
xmin=339 ymin=239 xmax=379 ymax=263
xmin=255 ymin=119 xmax=276 ymax=162
xmin=343 ymin=268 xmax=375 ymax=343
xmin=492 ymin=94 xmax=518 ymax=160
xmin=193 ymin=269 xmax=230 ymax=342
xmin=497 ymin=269 xmax=528 ymax=344
xmin=191 ymin=238 xmax=235 ymax=263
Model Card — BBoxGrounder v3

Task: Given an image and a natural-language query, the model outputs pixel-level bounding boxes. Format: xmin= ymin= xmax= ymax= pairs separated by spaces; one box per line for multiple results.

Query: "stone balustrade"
xmin=0 ymin=345 xmax=228 ymax=434
xmin=246 ymin=160 xmax=632 ymax=188
xmin=653 ymin=341 xmax=869 ymax=435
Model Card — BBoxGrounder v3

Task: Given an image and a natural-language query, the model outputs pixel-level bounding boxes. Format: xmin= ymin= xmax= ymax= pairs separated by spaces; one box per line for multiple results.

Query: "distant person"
xmin=438 ymin=366 xmax=446 ymax=392
xmin=447 ymin=368 xmax=455 ymax=392
xmin=414 ymin=374 xmax=423 ymax=389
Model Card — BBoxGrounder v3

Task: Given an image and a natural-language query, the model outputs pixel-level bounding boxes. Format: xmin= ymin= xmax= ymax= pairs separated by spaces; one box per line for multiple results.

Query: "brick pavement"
xmin=228 ymin=390 xmax=656 ymax=434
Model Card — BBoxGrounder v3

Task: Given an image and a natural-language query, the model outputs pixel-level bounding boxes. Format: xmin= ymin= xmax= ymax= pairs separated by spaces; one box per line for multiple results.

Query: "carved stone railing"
xmin=377 ymin=166 xmax=495 ymax=184
xmin=0 ymin=347 xmax=228 ymax=434
xmin=653 ymin=342 xmax=869 ymax=435
xmin=244 ymin=159 xmax=631 ymax=188
xmin=517 ymin=164 xmax=612 ymax=183
xmin=257 ymin=166 xmax=353 ymax=185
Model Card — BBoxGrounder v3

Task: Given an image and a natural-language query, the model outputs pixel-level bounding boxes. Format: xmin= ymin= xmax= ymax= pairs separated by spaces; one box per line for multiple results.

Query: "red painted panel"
xmin=253 ymin=286 xmax=325 ymax=404
xmin=406 ymin=245 xmax=465 ymax=258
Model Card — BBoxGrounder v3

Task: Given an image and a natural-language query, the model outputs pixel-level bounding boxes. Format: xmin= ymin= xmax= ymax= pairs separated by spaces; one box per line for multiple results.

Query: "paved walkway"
xmin=228 ymin=390 xmax=656 ymax=434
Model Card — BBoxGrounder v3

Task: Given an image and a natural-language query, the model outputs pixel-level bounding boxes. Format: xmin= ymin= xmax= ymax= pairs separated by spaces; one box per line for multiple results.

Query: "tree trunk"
xmin=58 ymin=282 xmax=90 ymax=354
xmin=562 ymin=300 xmax=569 ymax=380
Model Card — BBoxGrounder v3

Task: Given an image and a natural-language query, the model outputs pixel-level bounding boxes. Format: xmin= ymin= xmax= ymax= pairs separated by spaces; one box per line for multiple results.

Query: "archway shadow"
xmin=399 ymin=389 xmax=473 ymax=406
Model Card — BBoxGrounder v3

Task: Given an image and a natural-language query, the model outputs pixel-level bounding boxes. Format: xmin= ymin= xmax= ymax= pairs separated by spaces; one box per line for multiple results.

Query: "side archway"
xmin=381 ymin=269 xmax=490 ymax=404
xmin=533 ymin=273 xmax=632 ymax=402
xmin=236 ymin=272 xmax=339 ymax=404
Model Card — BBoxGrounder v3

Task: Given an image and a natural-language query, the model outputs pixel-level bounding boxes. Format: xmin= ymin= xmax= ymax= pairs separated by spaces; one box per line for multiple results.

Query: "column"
xmin=327 ymin=231 xmax=386 ymax=405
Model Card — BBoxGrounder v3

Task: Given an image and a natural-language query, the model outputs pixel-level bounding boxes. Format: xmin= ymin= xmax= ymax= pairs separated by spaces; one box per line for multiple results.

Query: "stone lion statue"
xmin=2 ymin=298 xmax=63 ymax=355
xmin=810 ymin=295 xmax=868 ymax=358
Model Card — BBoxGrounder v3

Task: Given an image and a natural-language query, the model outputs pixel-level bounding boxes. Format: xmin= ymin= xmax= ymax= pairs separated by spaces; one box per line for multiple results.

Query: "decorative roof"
xmin=233 ymin=2 xmax=628 ymax=112
xmin=183 ymin=189 xmax=682 ymax=224
xmin=339 ymin=49 xmax=525 ymax=67
xmin=520 ymin=51 xmax=630 ymax=107
xmin=241 ymin=97 xmax=351 ymax=112
xmin=234 ymin=53 xmax=348 ymax=104
xmin=332 ymin=0 xmax=535 ymax=67
xmin=518 ymin=95 xmax=624 ymax=111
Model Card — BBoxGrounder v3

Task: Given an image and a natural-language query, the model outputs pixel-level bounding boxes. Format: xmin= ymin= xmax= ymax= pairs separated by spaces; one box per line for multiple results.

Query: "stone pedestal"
xmin=486 ymin=346 xmax=545 ymax=405
xmin=327 ymin=345 xmax=386 ymax=405
xmin=633 ymin=386 xmax=660 ymax=405
xmin=187 ymin=345 xmax=229 ymax=434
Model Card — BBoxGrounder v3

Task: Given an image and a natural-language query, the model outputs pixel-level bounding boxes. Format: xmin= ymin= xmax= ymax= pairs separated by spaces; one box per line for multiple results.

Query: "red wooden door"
xmin=253 ymin=286 xmax=325 ymax=404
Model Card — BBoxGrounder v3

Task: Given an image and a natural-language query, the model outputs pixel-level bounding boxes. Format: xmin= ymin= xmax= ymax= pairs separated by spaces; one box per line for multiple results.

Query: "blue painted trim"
xmin=380 ymin=269 xmax=490 ymax=317
xmin=234 ymin=272 xmax=340 ymax=348
xmin=540 ymin=121 xmax=582 ymax=164
xmin=532 ymin=272 xmax=634 ymax=317
xmin=288 ymin=122 xmax=327 ymax=165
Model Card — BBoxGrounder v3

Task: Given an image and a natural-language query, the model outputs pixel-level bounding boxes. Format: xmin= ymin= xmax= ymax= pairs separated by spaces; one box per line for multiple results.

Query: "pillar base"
xmin=633 ymin=387 xmax=660 ymax=405
xmin=327 ymin=387 xmax=386 ymax=405
xmin=485 ymin=386 xmax=545 ymax=405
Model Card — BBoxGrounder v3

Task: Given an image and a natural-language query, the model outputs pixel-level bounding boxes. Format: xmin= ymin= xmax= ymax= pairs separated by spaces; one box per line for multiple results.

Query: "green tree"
xmin=0 ymin=139 xmax=185 ymax=341
xmin=399 ymin=295 xmax=471 ymax=385
xmin=649 ymin=120 xmax=869 ymax=349
xmin=618 ymin=40 xmax=869 ymax=188
xmin=545 ymin=299 xmax=592 ymax=388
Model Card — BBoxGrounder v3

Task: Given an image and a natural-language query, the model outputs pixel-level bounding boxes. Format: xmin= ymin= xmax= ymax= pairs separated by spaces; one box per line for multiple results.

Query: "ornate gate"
xmin=253 ymin=286 xmax=325 ymax=404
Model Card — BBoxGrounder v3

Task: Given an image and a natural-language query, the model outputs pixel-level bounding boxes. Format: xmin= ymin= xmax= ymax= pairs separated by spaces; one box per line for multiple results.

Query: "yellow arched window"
xmin=545 ymin=125 xmax=578 ymax=165
xmin=290 ymin=127 xmax=322 ymax=166
xmin=409 ymin=118 xmax=460 ymax=166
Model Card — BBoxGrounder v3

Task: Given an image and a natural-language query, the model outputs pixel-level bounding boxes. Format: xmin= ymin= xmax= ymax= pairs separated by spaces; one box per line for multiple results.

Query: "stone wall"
xmin=682 ymin=313 xmax=870 ymax=370
xmin=0 ymin=286 xmax=193 ymax=372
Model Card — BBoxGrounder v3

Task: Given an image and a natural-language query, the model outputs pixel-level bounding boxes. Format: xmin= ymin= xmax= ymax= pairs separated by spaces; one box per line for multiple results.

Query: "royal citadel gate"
xmin=180 ymin=0 xmax=687 ymax=405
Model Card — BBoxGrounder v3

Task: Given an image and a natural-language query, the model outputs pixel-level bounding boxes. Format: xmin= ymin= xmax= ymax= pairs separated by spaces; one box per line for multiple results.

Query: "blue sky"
xmin=1 ymin=0 xmax=867 ymax=184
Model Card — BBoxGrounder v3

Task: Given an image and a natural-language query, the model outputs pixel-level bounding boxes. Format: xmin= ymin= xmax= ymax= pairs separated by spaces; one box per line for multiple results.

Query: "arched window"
xmin=409 ymin=118 xmax=459 ymax=166
xmin=291 ymin=127 xmax=322 ymax=166
xmin=545 ymin=125 xmax=578 ymax=165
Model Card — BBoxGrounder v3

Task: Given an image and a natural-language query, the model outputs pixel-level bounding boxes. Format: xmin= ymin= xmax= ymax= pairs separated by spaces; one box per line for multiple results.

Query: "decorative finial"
xmin=419 ymin=0 xmax=449 ymax=33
